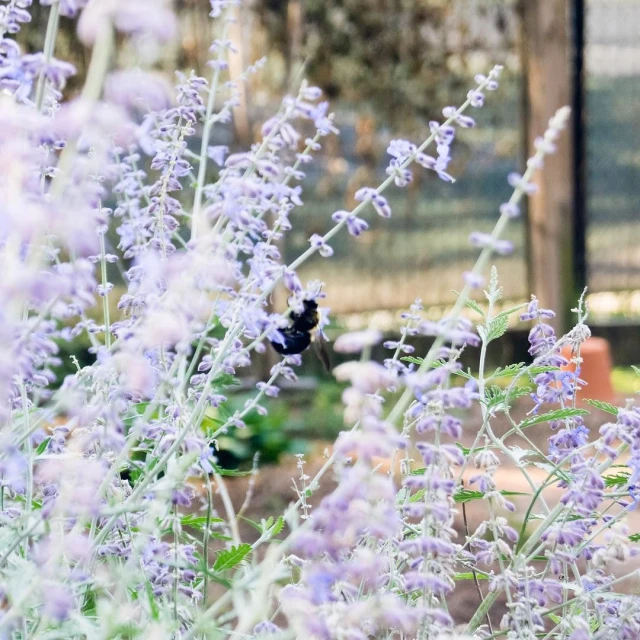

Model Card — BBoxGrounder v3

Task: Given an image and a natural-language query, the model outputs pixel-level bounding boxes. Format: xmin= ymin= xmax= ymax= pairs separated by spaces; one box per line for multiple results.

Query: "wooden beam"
xmin=521 ymin=0 xmax=576 ymax=332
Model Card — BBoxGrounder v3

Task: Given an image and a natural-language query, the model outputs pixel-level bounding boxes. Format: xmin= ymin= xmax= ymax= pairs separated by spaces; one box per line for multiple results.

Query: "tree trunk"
xmin=521 ymin=0 xmax=577 ymax=332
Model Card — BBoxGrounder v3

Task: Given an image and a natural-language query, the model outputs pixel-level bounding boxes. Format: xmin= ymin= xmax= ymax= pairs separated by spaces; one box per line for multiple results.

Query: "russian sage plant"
xmin=0 ymin=1 xmax=639 ymax=639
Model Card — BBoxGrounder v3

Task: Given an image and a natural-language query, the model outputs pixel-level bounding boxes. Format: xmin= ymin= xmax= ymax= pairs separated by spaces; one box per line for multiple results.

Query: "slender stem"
xmin=191 ymin=22 xmax=230 ymax=240
xmin=51 ymin=23 xmax=114 ymax=200
xmin=99 ymin=230 xmax=111 ymax=348
xmin=212 ymin=470 xmax=241 ymax=546
xmin=462 ymin=482 xmax=493 ymax=633
xmin=202 ymin=473 xmax=213 ymax=608
xmin=182 ymin=299 xmax=220 ymax=392
xmin=35 ymin=0 xmax=61 ymax=111
xmin=173 ymin=504 xmax=179 ymax=623
xmin=22 ymin=384 xmax=33 ymax=520
xmin=92 ymin=356 xmax=183 ymax=503
xmin=0 ymin=519 xmax=40 ymax=568
xmin=386 ymin=131 xmax=561 ymax=427
xmin=213 ymin=365 xmax=282 ymax=436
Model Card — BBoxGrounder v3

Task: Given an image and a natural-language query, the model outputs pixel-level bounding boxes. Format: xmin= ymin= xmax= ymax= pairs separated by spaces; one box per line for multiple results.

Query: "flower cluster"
xmin=0 ymin=2 xmax=639 ymax=639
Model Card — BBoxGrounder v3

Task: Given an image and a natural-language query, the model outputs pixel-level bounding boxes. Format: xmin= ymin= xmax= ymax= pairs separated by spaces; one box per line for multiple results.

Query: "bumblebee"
xmin=270 ymin=299 xmax=331 ymax=371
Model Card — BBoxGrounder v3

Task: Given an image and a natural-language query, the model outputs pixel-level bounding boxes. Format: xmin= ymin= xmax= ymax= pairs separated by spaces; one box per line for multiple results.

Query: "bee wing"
xmin=312 ymin=331 xmax=331 ymax=374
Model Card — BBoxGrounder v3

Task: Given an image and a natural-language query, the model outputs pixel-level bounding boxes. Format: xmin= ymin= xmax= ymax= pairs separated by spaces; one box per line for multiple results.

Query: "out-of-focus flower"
xmin=332 ymin=361 xmax=395 ymax=394
xmin=104 ymin=70 xmax=173 ymax=113
xmin=40 ymin=0 xmax=90 ymax=18
xmin=333 ymin=329 xmax=382 ymax=354
xmin=78 ymin=0 xmax=177 ymax=46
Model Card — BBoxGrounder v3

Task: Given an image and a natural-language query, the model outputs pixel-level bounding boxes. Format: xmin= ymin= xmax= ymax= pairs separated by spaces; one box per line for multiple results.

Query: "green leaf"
xmin=269 ymin=516 xmax=285 ymax=537
xmin=454 ymin=572 xmax=489 ymax=580
xmin=180 ymin=514 xmax=224 ymax=530
xmin=547 ymin=613 xmax=562 ymax=624
xmin=401 ymin=356 xmax=450 ymax=370
xmin=629 ymin=533 xmax=640 ymax=542
xmin=13 ymin=495 xmax=42 ymax=509
xmin=34 ymin=437 xmax=51 ymax=456
xmin=528 ymin=365 xmax=561 ymax=376
xmin=455 ymin=442 xmax=471 ymax=455
xmin=201 ymin=413 xmax=225 ymax=436
xmin=81 ymin=588 xmax=97 ymax=617
xmin=519 ymin=408 xmax=589 ymax=430
xmin=484 ymin=385 xmax=531 ymax=413
xmin=454 ymin=488 xmax=529 ymax=504
xmin=490 ymin=363 xmax=527 ymax=379
xmin=484 ymin=314 xmax=509 ymax=343
xmin=603 ymin=471 xmax=630 ymax=487
xmin=239 ymin=516 xmax=263 ymax=533
xmin=213 ymin=544 xmax=252 ymax=572
xmin=454 ymin=488 xmax=485 ymax=503
xmin=123 ymin=402 xmax=152 ymax=429
xmin=208 ymin=532 xmax=233 ymax=542
xmin=211 ymin=461 xmax=252 ymax=477
xmin=487 ymin=266 xmax=502 ymax=300
xmin=584 ymin=399 xmax=619 ymax=416
xmin=465 ymin=298 xmax=485 ymax=317
xmin=487 ymin=362 xmax=557 ymax=382
xmin=498 ymin=302 xmax=527 ymax=317
xmin=145 ymin=581 xmax=160 ymax=620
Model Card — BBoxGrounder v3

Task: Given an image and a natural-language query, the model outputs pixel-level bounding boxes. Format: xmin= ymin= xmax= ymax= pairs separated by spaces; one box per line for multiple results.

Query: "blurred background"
xmin=19 ymin=0 xmax=640 ymax=465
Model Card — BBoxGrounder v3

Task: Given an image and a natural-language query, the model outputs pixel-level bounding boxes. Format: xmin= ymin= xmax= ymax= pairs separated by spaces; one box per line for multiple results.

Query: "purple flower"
xmin=499 ymin=202 xmax=521 ymax=218
xmin=331 ymin=209 xmax=368 ymax=237
xmin=508 ymin=171 xmax=538 ymax=195
xmin=385 ymin=158 xmax=413 ymax=187
xmin=333 ymin=329 xmax=382 ymax=354
xmin=78 ymin=0 xmax=178 ymax=46
xmin=387 ymin=139 xmax=416 ymax=163
xmin=469 ymin=231 xmax=514 ymax=255
xmin=463 ymin=270 xmax=484 ymax=288
xmin=354 ymin=187 xmax=391 ymax=218
xmin=520 ymin=295 xmax=556 ymax=321
xmin=105 ymin=70 xmax=172 ymax=112
xmin=40 ymin=0 xmax=89 ymax=18
xmin=467 ymin=89 xmax=485 ymax=107
xmin=253 ymin=621 xmax=282 ymax=636
xmin=308 ymin=233 xmax=333 ymax=257
xmin=20 ymin=53 xmax=76 ymax=90
xmin=442 ymin=105 xmax=475 ymax=128
xmin=42 ymin=584 xmax=75 ymax=622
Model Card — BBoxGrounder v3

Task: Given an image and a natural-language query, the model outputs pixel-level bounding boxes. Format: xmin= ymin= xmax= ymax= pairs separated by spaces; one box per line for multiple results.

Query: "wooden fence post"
xmin=521 ymin=0 xmax=578 ymax=332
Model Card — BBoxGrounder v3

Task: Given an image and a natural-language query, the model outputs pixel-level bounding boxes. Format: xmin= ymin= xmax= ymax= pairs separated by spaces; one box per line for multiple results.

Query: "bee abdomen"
xmin=270 ymin=329 xmax=312 ymax=355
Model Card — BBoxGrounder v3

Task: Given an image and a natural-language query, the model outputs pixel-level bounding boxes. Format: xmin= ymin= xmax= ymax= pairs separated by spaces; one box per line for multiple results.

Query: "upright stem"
xmin=51 ymin=23 xmax=114 ymax=200
xmin=202 ymin=473 xmax=213 ymax=608
xmin=191 ymin=22 xmax=230 ymax=240
xmin=386 ymin=134 xmax=559 ymax=426
xmin=35 ymin=0 xmax=61 ymax=111
xmin=22 ymin=384 xmax=32 ymax=519
xmin=99 ymin=230 xmax=111 ymax=349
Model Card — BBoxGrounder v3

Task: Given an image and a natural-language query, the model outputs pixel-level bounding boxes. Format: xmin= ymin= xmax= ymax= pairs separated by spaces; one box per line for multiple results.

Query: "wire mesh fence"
xmin=23 ymin=0 xmax=639 ymax=317
xmin=586 ymin=0 xmax=640 ymax=294
xmin=279 ymin=0 xmax=526 ymax=317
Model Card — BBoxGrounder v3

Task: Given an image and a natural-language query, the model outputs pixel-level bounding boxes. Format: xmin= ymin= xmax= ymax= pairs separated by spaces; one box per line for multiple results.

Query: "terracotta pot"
xmin=560 ymin=336 xmax=616 ymax=404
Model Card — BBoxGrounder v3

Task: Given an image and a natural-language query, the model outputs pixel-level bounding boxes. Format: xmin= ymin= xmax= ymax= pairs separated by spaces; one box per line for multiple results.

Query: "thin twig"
xmin=461 ymin=480 xmax=493 ymax=634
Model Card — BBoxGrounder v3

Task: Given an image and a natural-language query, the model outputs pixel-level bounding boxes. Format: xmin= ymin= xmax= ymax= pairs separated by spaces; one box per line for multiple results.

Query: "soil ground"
xmin=201 ymin=395 xmax=640 ymax=628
